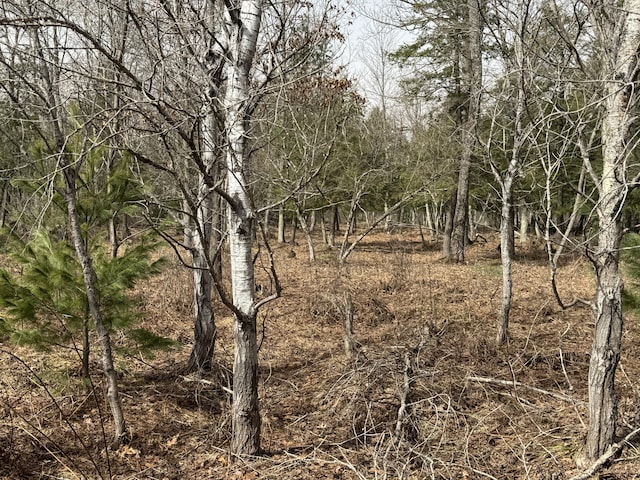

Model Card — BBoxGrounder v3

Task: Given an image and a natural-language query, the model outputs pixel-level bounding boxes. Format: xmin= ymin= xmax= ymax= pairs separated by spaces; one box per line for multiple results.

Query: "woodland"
xmin=2 ymin=0 xmax=640 ymax=479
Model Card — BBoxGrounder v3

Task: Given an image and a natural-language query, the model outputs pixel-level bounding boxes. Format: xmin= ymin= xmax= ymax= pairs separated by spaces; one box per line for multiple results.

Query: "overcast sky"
xmin=339 ymin=0 xmax=415 ymax=110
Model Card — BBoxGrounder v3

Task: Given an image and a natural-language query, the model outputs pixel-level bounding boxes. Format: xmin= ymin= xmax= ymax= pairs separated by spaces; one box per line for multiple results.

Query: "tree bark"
xmin=187 ymin=0 xmax=225 ymax=373
xmin=277 ymin=203 xmax=285 ymax=243
xmin=187 ymin=175 xmax=217 ymax=372
xmin=448 ymin=0 xmax=482 ymax=262
xmin=294 ymin=201 xmax=315 ymax=261
xmin=442 ymin=193 xmax=455 ymax=258
xmin=497 ymin=183 xmax=514 ymax=345
xmin=425 ymin=203 xmax=435 ymax=238
xmin=224 ymin=0 xmax=263 ymax=457
xmin=492 ymin=0 xmax=526 ymax=346
xmin=0 ymin=182 xmax=8 ymax=228
xmin=519 ymin=205 xmax=529 ymax=244
xmin=64 ymin=168 xmax=127 ymax=447
xmin=585 ymin=0 xmax=640 ymax=460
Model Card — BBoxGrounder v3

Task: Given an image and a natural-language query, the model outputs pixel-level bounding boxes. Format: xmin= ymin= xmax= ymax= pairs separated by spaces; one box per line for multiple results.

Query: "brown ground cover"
xmin=1 ymin=231 xmax=640 ymax=479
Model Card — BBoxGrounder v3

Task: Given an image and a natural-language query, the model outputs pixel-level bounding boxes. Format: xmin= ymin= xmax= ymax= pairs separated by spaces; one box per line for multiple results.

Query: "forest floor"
xmin=2 ymin=230 xmax=640 ymax=479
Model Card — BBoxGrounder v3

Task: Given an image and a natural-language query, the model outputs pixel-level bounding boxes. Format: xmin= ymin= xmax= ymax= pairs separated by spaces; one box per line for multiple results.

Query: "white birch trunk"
xmin=188 ymin=0 xmax=222 ymax=373
xmin=224 ymin=0 xmax=262 ymax=457
xmin=188 ymin=168 xmax=216 ymax=372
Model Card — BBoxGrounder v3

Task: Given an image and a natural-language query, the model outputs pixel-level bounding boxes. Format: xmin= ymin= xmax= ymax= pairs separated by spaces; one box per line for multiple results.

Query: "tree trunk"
xmin=585 ymin=0 xmax=640 ymax=460
xmin=188 ymin=0 xmax=222 ymax=372
xmin=262 ymin=207 xmax=270 ymax=237
xmin=64 ymin=168 xmax=127 ymax=447
xmin=295 ymin=202 xmax=315 ymax=261
xmin=468 ymin=207 xmax=477 ymax=242
xmin=519 ymin=205 xmax=529 ymax=244
xmin=497 ymin=183 xmax=514 ymax=345
xmin=329 ymin=206 xmax=337 ymax=247
xmin=277 ymin=203 xmax=285 ymax=243
xmin=290 ymin=216 xmax=297 ymax=244
xmin=0 ymin=182 xmax=8 ymax=228
xmin=187 ymin=177 xmax=216 ymax=373
xmin=308 ymin=210 xmax=316 ymax=232
xmin=507 ymin=204 xmax=515 ymax=258
xmin=442 ymin=193 xmax=455 ymax=258
xmin=425 ymin=203 xmax=435 ymax=238
xmin=448 ymin=0 xmax=482 ymax=262
xmin=384 ymin=200 xmax=391 ymax=233
xmin=109 ymin=216 xmax=119 ymax=259
xmin=493 ymin=0 xmax=526 ymax=346
xmin=29 ymin=15 xmax=127 ymax=446
xmin=224 ymin=0 xmax=263 ymax=457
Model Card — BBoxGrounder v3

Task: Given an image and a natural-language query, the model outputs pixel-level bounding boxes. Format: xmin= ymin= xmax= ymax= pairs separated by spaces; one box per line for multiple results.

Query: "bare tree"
xmin=484 ymin=0 xmax=536 ymax=345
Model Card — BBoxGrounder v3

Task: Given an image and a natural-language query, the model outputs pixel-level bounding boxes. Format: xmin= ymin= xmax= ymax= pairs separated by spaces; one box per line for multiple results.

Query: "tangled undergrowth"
xmin=1 ymin=232 xmax=640 ymax=479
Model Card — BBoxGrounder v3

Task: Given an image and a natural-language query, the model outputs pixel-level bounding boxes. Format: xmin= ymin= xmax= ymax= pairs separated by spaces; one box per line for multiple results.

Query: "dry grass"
xmin=2 ymin=231 xmax=640 ymax=479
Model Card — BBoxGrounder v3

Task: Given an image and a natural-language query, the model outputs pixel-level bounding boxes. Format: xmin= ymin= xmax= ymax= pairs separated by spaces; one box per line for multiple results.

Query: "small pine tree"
xmin=0 ymin=230 xmax=172 ymax=379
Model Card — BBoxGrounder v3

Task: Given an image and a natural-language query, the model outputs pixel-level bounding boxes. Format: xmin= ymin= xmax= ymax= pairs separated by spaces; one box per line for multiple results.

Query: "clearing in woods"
xmin=1 ymin=232 xmax=639 ymax=479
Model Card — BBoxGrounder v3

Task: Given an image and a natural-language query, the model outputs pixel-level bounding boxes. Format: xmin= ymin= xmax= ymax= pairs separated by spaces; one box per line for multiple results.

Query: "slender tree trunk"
xmin=0 ymin=182 xmax=8 ymax=228
xmin=108 ymin=216 xmax=119 ymax=259
xmin=493 ymin=0 xmax=527 ymax=346
xmin=277 ymin=203 xmax=285 ymax=243
xmin=308 ymin=210 xmax=316 ymax=232
xmin=187 ymin=0 xmax=225 ymax=372
xmin=468 ymin=207 xmax=477 ymax=242
xmin=290 ymin=216 xmax=297 ymax=244
xmin=212 ymin=189 xmax=224 ymax=289
xmin=183 ymin=196 xmax=194 ymax=249
xmin=497 ymin=183 xmax=514 ymax=345
xmin=519 ymin=205 xmax=529 ymax=244
xmin=29 ymin=16 xmax=127 ymax=445
xmin=425 ymin=203 xmax=435 ymax=238
xmin=417 ymin=209 xmax=426 ymax=247
xmin=295 ymin=202 xmax=315 ymax=261
xmin=224 ymin=0 xmax=262 ymax=456
xmin=82 ymin=313 xmax=90 ymax=380
xmin=508 ymin=204 xmax=515 ymax=258
xmin=64 ymin=168 xmax=127 ymax=447
xmin=187 ymin=176 xmax=216 ymax=372
xmin=263 ymin=207 xmax=270 ymax=237
xmin=442 ymin=193 xmax=455 ymax=258
xmin=449 ymin=0 xmax=482 ymax=262
xmin=384 ymin=200 xmax=391 ymax=233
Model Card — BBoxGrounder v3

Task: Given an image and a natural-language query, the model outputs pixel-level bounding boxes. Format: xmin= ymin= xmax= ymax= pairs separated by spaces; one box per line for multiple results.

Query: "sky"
xmin=339 ymin=0 xmax=415 ymax=110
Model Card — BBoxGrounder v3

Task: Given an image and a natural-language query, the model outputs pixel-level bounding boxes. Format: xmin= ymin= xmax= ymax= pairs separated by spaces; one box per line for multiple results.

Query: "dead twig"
xmin=467 ymin=375 xmax=585 ymax=405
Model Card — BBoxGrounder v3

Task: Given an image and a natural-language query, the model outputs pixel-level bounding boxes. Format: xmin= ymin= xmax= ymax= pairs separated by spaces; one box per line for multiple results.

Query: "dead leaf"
xmin=166 ymin=434 xmax=179 ymax=448
xmin=118 ymin=445 xmax=140 ymax=458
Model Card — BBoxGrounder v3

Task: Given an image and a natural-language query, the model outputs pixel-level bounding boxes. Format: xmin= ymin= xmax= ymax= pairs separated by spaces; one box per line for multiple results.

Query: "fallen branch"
xmin=568 ymin=426 xmax=640 ymax=480
xmin=181 ymin=375 xmax=233 ymax=395
xmin=466 ymin=375 xmax=585 ymax=405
